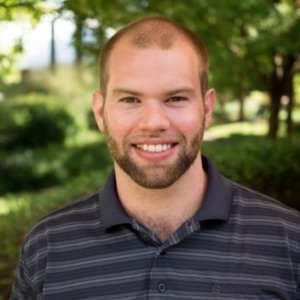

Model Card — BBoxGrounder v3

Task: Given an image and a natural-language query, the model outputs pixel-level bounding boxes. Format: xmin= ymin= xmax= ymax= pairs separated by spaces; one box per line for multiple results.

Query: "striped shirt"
xmin=10 ymin=156 xmax=300 ymax=299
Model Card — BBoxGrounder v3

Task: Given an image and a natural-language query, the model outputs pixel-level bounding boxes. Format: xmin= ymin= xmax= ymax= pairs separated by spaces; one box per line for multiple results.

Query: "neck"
xmin=115 ymin=155 xmax=207 ymax=242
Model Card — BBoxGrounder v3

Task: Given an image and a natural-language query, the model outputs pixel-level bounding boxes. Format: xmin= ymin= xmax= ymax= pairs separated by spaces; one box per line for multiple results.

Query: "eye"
xmin=166 ymin=96 xmax=187 ymax=103
xmin=120 ymin=97 xmax=140 ymax=103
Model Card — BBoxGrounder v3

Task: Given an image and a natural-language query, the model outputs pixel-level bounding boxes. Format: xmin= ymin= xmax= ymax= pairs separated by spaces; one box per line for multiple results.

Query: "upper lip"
xmin=131 ymin=136 xmax=178 ymax=144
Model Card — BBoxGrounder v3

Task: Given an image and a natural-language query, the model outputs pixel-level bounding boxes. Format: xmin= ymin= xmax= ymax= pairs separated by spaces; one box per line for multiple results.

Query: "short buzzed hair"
xmin=100 ymin=16 xmax=209 ymax=96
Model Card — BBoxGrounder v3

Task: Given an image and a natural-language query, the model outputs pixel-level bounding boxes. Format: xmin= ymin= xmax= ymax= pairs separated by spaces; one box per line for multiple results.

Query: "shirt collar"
xmin=98 ymin=171 xmax=130 ymax=232
xmin=198 ymin=156 xmax=233 ymax=222
xmin=98 ymin=155 xmax=234 ymax=232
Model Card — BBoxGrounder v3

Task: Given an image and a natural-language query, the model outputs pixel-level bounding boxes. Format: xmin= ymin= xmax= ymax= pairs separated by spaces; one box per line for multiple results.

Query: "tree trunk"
xmin=267 ymin=85 xmax=282 ymax=139
xmin=74 ymin=17 xmax=84 ymax=68
xmin=50 ymin=18 xmax=57 ymax=72
xmin=238 ymin=94 xmax=245 ymax=121
xmin=266 ymin=53 xmax=296 ymax=139
xmin=285 ymin=74 xmax=294 ymax=136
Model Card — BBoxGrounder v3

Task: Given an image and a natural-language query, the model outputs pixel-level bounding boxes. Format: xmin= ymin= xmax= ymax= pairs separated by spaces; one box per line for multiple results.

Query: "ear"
xmin=203 ymin=88 xmax=216 ymax=129
xmin=92 ymin=92 xmax=105 ymax=132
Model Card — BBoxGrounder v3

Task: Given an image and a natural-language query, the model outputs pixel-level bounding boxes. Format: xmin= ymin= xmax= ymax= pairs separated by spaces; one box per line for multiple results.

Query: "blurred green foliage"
xmin=203 ymin=135 xmax=300 ymax=211
xmin=0 ymin=93 xmax=79 ymax=195
xmin=0 ymin=138 xmax=112 ymax=195
xmin=0 ymin=93 xmax=76 ymax=149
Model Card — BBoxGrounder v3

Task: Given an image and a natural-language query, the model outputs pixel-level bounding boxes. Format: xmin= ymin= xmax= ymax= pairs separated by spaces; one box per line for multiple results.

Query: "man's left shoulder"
xmin=232 ymin=182 xmax=300 ymax=223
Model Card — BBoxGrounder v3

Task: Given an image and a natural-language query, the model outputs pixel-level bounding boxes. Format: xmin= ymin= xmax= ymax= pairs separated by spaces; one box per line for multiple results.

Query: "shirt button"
xmin=157 ymin=282 xmax=167 ymax=293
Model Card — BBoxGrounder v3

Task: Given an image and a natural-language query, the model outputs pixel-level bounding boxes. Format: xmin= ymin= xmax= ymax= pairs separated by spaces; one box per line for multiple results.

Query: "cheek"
xmin=174 ymin=107 xmax=204 ymax=131
xmin=172 ymin=117 xmax=202 ymax=141
xmin=105 ymin=111 xmax=134 ymax=137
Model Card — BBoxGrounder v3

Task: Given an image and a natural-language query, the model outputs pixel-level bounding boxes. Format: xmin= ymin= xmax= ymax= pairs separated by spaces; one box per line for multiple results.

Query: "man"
xmin=11 ymin=16 xmax=300 ymax=300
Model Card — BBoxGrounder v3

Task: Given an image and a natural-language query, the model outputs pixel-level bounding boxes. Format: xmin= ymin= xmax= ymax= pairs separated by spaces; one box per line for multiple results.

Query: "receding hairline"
xmin=120 ymin=17 xmax=187 ymax=49
xmin=100 ymin=16 xmax=209 ymax=95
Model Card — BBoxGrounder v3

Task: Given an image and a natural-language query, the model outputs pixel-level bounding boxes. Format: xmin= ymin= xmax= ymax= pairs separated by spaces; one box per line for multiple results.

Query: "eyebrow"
xmin=164 ymin=88 xmax=196 ymax=97
xmin=112 ymin=88 xmax=142 ymax=96
xmin=112 ymin=87 xmax=196 ymax=97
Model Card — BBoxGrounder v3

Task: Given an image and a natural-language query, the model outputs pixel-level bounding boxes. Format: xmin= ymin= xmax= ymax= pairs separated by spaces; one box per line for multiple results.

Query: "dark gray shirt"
xmin=10 ymin=156 xmax=300 ymax=299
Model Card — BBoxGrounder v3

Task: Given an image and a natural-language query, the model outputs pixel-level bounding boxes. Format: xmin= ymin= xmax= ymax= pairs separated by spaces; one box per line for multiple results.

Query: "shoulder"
xmin=40 ymin=192 xmax=100 ymax=223
xmin=231 ymin=181 xmax=300 ymax=225
xmin=229 ymin=182 xmax=300 ymax=266
xmin=24 ymin=192 xmax=101 ymax=249
xmin=16 ymin=192 xmax=103 ymax=294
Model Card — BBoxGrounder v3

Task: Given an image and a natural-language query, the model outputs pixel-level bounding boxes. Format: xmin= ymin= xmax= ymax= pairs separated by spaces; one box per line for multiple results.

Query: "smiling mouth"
xmin=136 ymin=144 xmax=173 ymax=153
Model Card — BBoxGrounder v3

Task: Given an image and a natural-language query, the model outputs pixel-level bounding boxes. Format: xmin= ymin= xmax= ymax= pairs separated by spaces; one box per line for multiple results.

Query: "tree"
xmin=53 ymin=0 xmax=300 ymax=138
xmin=246 ymin=0 xmax=300 ymax=138
xmin=0 ymin=0 xmax=45 ymax=83
xmin=144 ymin=0 xmax=300 ymax=138
xmin=59 ymin=0 xmax=146 ymax=68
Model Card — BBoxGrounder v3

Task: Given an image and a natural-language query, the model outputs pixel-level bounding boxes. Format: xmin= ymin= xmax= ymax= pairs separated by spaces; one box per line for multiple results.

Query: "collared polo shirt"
xmin=10 ymin=156 xmax=300 ymax=299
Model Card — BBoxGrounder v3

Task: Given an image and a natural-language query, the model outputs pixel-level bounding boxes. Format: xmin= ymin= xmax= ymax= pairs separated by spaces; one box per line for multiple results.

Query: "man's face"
xmin=93 ymin=39 xmax=214 ymax=189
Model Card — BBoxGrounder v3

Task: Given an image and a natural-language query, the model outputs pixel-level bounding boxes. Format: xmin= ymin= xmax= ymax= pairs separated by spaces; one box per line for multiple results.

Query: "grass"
xmin=205 ymin=120 xmax=268 ymax=140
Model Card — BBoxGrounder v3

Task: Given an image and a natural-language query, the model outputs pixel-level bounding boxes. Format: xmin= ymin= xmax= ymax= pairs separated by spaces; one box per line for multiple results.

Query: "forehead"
xmin=108 ymin=37 xmax=201 ymax=73
xmin=105 ymin=39 xmax=202 ymax=95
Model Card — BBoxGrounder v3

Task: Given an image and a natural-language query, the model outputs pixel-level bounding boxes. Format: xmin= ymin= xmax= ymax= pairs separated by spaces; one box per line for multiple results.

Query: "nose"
xmin=138 ymin=100 xmax=171 ymax=132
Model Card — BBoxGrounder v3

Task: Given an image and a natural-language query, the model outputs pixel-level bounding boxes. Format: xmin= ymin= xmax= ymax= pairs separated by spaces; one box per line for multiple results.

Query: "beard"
xmin=103 ymin=120 xmax=204 ymax=189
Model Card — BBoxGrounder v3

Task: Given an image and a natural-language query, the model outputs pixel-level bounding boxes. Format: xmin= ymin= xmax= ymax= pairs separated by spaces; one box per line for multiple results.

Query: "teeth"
xmin=137 ymin=144 xmax=172 ymax=153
